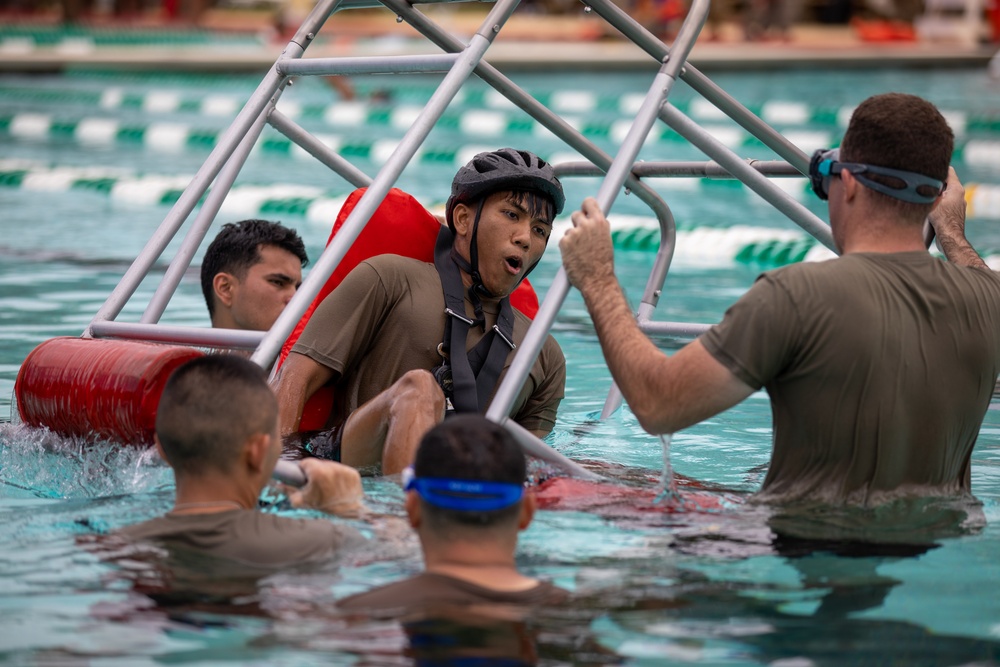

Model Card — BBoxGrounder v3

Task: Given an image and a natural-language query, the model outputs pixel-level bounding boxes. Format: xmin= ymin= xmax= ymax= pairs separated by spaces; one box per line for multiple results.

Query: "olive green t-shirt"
xmin=118 ymin=510 xmax=363 ymax=568
xmin=701 ymin=252 xmax=1000 ymax=506
xmin=337 ymin=572 xmax=568 ymax=615
xmin=293 ymin=255 xmax=566 ymax=435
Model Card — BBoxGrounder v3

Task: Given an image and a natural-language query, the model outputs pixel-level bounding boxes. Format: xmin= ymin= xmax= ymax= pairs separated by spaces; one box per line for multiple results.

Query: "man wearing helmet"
xmin=273 ymin=148 xmax=567 ymax=475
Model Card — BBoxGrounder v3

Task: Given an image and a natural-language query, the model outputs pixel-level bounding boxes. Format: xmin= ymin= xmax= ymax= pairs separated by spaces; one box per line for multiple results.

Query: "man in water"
xmin=201 ymin=219 xmax=308 ymax=332
xmin=273 ymin=149 xmax=567 ymax=475
xmin=118 ymin=354 xmax=366 ymax=567
xmin=560 ymin=92 xmax=1000 ymax=506
xmin=337 ymin=414 xmax=566 ymax=613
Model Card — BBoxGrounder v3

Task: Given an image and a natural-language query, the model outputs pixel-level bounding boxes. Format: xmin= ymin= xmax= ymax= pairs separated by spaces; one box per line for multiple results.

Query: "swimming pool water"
xmin=2 ymin=65 xmax=1000 ymax=664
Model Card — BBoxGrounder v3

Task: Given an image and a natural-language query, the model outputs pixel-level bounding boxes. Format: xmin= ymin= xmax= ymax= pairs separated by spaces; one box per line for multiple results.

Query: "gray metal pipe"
xmin=660 ymin=103 xmax=835 ymax=250
xmin=269 ymin=109 xmax=373 ymax=189
xmin=252 ymin=0 xmax=521 ymax=371
xmin=278 ymin=54 xmax=461 ymax=77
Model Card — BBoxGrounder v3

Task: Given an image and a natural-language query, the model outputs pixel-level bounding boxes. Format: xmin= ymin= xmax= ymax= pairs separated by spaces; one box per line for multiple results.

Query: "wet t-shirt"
xmin=293 ymin=255 xmax=565 ymax=435
xmin=336 ymin=572 xmax=568 ymax=615
xmin=701 ymin=252 xmax=1000 ymax=505
xmin=118 ymin=510 xmax=363 ymax=567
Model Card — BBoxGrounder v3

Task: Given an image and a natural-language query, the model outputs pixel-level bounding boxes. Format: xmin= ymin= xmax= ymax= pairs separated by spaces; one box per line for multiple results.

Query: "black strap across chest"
xmin=433 ymin=226 xmax=516 ymax=413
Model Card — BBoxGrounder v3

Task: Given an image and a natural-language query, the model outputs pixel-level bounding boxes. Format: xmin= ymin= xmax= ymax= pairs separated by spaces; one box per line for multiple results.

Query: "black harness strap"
xmin=433 ymin=226 xmax=516 ymax=413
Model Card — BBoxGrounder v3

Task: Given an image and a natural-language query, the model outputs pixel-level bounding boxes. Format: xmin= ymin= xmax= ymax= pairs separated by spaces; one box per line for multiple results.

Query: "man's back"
xmin=702 ymin=252 xmax=1000 ymax=505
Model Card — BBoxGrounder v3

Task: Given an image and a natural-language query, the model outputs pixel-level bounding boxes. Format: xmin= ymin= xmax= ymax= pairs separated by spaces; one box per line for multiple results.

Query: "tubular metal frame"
xmin=81 ymin=0 xmax=838 ymax=477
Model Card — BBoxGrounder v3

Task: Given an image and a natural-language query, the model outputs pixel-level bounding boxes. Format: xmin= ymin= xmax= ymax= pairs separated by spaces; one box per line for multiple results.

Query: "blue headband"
xmin=402 ymin=466 xmax=524 ymax=512
xmin=809 ymin=148 xmax=944 ymax=205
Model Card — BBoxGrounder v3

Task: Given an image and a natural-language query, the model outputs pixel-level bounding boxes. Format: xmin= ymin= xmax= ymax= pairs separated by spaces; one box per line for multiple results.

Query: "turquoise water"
xmin=2 ymin=66 xmax=1000 ymax=664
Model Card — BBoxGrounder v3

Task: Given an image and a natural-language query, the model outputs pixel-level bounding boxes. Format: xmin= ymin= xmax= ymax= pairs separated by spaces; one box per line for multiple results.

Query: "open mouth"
xmin=504 ymin=256 xmax=523 ymax=274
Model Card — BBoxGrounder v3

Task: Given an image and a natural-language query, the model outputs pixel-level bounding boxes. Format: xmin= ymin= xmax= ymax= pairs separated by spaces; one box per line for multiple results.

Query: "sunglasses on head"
xmin=808 ymin=148 xmax=944 ymax=204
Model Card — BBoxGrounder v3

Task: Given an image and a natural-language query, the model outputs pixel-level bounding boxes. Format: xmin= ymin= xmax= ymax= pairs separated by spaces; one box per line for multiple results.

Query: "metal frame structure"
xmin=82 ymin=0 xmax=838 ymax=477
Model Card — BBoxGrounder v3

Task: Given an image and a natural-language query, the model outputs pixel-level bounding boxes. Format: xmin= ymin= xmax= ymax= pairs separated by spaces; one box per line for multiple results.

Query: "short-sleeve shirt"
xmin=336 ymin=572 xmax=568 ymax=615
xmin=293 ymin=255 xmax=565 ymax=435
xmin=117 ymin=510 xmax=364 ymax=568
xmin=701 ymin=252 xmax=1000 ymax=505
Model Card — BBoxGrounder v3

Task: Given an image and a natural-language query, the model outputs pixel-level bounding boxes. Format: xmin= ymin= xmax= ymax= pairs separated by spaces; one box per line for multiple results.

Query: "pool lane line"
xmin=3 ymin=112 xmax=999 ymax=168
xmin=2 ymin=161 xmax=997 ymax=268
xmin=2 ymin=160 xmax=996 ymax=221
xmin=3 ymin=85 xmax=998 ymax=137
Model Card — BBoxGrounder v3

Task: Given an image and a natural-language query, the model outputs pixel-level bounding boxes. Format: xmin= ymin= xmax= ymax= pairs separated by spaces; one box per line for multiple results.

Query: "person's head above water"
xmin=201 ymin=219 xmax=309 ymax=331
xmin=810 ymin=93 xmax=954 ymax=224
xmin=156 ymin=354 xmax=280 ymax=481
xmin=444 ymin=148 xmax=565 ymax=299
xmin=404 ymin=414 xmax=531 ymax=538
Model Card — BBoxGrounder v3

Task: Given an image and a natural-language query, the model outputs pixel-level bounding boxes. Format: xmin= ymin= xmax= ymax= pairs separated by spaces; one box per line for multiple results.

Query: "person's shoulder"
xmin=338 ymin=572 xmax=568 ymax=614
xmin=512 ymin=309 xmax=564 ymax=357
xmin=363 ymin=254 xmax=435 ymax=274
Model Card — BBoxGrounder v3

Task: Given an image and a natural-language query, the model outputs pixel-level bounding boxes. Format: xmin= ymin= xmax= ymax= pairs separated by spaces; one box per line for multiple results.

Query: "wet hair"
xmin=200 ymin=219 xmax=308 ymax=317
xmin=156 ymin=355 xmax=277 ymax=476
xmin=840 ymin=93 xmax=954 ymax=219
xmin=502 ymin=190 xmax=556 ymax=226
xmin=413 ymin=415 xmax=526 ymax=530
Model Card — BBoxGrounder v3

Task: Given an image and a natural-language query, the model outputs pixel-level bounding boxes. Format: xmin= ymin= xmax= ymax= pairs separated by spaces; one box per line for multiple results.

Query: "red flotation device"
xmin=282 ymin=187 xmax=540 ymax=431
xmin=14 ymin=337 xmax=204 ymax=444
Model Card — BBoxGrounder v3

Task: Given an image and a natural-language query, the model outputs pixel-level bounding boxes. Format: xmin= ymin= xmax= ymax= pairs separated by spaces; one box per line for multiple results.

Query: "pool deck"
xmin=1 ymin=7 xmax=997 ymax=73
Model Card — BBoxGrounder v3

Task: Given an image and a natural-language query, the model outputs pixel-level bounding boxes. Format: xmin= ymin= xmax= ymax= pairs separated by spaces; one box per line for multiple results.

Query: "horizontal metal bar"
xmin=278 ymin=54 xmax=461 ymax=77
xmin=639 ymin=321 xmax=713 ymax=337
xmin=555 ymin=159 xmax=804 ymax=179
xmin=90 ymin=321 xmax=264 ymax=349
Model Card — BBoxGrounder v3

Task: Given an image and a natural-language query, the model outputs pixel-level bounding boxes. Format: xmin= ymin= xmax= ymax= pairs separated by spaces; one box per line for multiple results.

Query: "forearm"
xmin=271 ymin=353 xmax=334 ymax=434
xmin=929 ymin=167 xmax=989 ymax=270
xmin=578 ymin=275 xmax=673 ymax=431
xmin=936 ymin=227 xmax=989 ymax=270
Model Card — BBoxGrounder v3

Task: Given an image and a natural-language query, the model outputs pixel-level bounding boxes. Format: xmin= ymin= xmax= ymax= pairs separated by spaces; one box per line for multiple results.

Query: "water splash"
xmin=652 ymin=433 xmax=689 ymax=511
xmin=0 ymin=423 xmax=169 ymax=500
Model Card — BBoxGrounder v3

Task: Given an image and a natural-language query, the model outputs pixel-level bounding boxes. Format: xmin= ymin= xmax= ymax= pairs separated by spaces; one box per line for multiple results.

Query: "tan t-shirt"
xmin=701 ymin=252 xmax=1000 ymax=506
xmin=117 ymin=510 xmax=363 ymax=568
xmin=293 ymin=255 xmax=566 ymax=435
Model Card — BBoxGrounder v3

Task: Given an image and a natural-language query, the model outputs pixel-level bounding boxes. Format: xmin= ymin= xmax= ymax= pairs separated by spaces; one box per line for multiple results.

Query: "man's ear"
xmin=517 ymin=490 xmax=536 ymax=531
xmin=405 ymin=491 xmax=422 ymax=529
xmin=243 ymin=431 xmax=271 ymax=475
xmin=212 ymin=272 xmax=237 ymax=308
xmin=154 ymin=435 xmax=169 ymax=464
xmin=840 ymin=169 xmax=859 ymax=203
xmin=451 ymin=202 xmax=472 ymax=237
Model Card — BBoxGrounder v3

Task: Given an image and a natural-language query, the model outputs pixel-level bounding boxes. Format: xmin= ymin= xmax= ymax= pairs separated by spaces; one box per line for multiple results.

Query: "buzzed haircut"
xmin=840 ymin=93 xmax=954 ymax=219
xmin=414 ymin=415 xmax=526 ymax=529
xmin=200 ymin=219 xmax=308 ymax=317
xmin=156 ymin=355 xmax=277 ymax=476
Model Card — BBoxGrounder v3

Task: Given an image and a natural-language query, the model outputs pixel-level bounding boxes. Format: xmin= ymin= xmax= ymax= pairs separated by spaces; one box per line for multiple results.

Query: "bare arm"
xmin=930 ymin=168 xmax=989 ymax=270
xmin=271 ymin=352 xmax=335 ymax=435
xmin=559 ymin=197 xmax=754 ymax=434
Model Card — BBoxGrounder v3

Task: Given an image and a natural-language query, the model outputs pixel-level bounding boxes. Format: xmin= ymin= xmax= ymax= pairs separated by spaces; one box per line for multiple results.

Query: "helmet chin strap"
xmin=452 ymin=199 xmax=491 ymax=325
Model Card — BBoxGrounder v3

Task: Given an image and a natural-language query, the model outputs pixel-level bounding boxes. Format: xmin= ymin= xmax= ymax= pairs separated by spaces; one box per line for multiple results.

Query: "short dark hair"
xmin=156 ymin=355 xmax=276 ymax=476
xmin=840 ymin=93 xmax=954 ymax=219
xmin=413 ymin=415 xmax=526 ymax=529
xmin=200 ymin=220 xmax=308 ymax=317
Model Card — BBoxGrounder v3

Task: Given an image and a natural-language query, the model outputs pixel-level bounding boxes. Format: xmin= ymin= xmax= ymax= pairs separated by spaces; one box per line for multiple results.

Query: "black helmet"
xmin=445 ymin=148 xmax=565 ymax=228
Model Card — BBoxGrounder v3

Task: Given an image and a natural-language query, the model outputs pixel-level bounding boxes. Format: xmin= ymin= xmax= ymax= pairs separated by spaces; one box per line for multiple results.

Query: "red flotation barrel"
xmin=14 ymin=337 xmax=204 ymax=444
